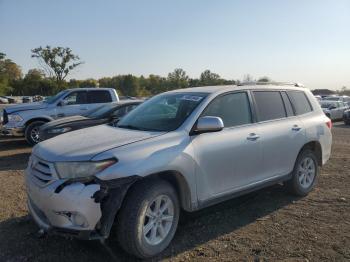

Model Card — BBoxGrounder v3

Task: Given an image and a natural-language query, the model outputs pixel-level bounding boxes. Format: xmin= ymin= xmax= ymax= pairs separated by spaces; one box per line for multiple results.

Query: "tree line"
xmin=1 ymin=46 xmax=276 ymax=97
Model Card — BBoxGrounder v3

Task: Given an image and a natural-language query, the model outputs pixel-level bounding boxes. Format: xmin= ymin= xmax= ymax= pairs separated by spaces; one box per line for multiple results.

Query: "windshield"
xmin=117 ymin=92 xmax=207 ymax=132
xmin=86 ymin=104 xmax=117 ymax=118
xmin=44 ymin=90 xmax=69 ymax=104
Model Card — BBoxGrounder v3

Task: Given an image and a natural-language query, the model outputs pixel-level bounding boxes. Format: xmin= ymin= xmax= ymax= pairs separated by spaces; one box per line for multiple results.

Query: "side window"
xmin=88 ymin=90 xmax=112 ymax=103
xmin=202 ymin=92 xmax=252 ymax=128
xmin=287 ymin=91 xmax=313 ymax=115
xmin=63 ymin=91 xmax=87 ymax=105
xmin=281 ymin=92 xmax=294 ymax=117
xmin=125 ymin=104 xmax=138 ymax=113
xmin=111 ymin=107 xmax=126 ymax=118
xmin=253 ymin=91 xmax=286 ymax=121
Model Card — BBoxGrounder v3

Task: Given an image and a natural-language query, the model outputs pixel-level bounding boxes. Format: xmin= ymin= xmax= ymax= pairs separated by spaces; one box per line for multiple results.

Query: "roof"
xmin=66 ymin=87 xmax=115 ymax=91
xmin=167 ymin=83 xmax=306 ymax=95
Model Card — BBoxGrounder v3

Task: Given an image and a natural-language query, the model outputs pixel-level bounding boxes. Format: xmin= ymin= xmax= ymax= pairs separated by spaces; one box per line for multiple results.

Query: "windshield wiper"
xmin=117 ymin=124 xmax=163 ymax=132
xmin=117 ymin=124 xmax=146 ymax=131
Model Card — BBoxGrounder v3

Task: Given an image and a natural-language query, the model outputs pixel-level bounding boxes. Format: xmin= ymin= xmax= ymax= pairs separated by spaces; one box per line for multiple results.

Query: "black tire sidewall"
xmin=25 ymin=121 xmax=45 ymax=146
xmin=136 ymin=185 xmax=179 ymax=257
xmin=289 ymin=149 xmax=319 ymax=196
xmin=117 ymin=179 xmax=180 ymax=258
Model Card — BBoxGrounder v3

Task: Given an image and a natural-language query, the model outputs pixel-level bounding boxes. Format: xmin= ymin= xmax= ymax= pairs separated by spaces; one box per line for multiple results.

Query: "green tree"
xmin=167 ymin=68 xmax=189 ymax=90
xmin=199 ymin=70 xmax=221 ymax=86
xmin=257 ymin=76 xmax=271 ymax=82
xmin=31 ymin=46 xmax=83 ymax=88
xmin=0 ymin=52 xmax=22 ymax=95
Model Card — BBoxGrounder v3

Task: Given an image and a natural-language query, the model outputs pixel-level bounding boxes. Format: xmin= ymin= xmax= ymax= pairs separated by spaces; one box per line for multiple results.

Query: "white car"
xmin=320 ymin=100 xmax=349 ymax=120
xmin=0 ymin=96 xmax=9 ymax=104
xmin=323 ymin=95 xmax=350 ymax=106
xmin=25 ymin=83 xmax=332 ymax=258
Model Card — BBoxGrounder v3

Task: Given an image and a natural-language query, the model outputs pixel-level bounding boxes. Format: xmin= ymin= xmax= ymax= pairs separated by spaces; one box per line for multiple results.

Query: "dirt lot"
xmin=0 ymin=124 xmax=349 ymax=261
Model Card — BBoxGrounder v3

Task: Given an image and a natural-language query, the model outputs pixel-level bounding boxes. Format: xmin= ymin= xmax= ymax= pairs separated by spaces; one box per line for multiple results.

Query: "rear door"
xmin=252 ymin=90 xmax=305 ymax=179
xmin=87 ymin=90 xmax=113 ymax=111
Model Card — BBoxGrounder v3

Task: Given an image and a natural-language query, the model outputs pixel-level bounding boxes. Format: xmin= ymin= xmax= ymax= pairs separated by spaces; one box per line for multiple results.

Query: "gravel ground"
xmin=0 ymin=124 xmax=349 ymax=261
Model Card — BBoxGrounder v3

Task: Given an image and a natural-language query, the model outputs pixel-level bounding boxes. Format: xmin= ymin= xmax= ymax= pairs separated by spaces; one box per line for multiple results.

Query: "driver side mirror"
xmin=194 ymin=116 xmax=224 ymax=134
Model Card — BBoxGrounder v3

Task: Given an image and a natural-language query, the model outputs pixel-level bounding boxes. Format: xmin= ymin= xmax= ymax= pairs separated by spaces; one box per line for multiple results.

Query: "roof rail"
xmin=238 ymin=81 xmax=304 ymax=87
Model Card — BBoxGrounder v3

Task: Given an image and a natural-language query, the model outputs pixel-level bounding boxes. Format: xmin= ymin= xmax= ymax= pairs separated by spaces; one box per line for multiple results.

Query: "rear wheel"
xmin=285 ymin=149 xmax=318 ymax=196
xmin=116 ymin=179 xmax=180 ymax=259
xmin=25 ymin=121 xmax=46 ymax=146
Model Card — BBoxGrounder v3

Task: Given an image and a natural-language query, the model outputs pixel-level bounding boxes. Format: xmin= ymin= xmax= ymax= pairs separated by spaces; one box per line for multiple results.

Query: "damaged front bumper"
xmin=25 ymin=168 xmax=139 ymax=240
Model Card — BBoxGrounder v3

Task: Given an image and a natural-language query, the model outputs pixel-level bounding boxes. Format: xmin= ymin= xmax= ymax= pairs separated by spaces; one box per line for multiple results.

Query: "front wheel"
xmin=116 ymin=179 xmax=180 ymax=259
xmin=285 ymin=149 xmax=319 ymax=196
xmin=25 ymin=121 xmax=46 ymax=146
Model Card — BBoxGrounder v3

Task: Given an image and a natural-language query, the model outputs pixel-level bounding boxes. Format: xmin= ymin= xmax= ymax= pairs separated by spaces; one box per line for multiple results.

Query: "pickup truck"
xmin=1 ymin=88 xmax=119 ymax=145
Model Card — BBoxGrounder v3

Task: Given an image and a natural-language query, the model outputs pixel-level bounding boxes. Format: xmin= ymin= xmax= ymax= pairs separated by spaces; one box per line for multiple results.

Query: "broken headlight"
xmin=55 ymin=159 xmax=116 ymax=179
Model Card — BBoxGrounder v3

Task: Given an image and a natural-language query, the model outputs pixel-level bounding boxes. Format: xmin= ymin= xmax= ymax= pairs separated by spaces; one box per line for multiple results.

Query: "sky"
xmin=0 ymin=0 xmax=349 ymax=90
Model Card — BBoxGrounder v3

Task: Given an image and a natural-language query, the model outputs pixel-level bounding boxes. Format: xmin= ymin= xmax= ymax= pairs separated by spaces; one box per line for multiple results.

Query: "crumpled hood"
xmin=5 ymin=102 xmax=47 ymax=114
xmin=41 ymin=115 xmax=88 ymax=129
xmin=33 ymin=124 xmax=165 ymax=162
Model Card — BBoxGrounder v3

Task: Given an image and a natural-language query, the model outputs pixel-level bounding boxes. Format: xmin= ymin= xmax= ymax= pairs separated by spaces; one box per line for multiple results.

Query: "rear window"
xmin=287 ymin=91 xmax=313 ymax=115
xmin=88 ymin=90 xmax=112 ymax=103
xmin=253 ymin=91 xmax=286 ymax=121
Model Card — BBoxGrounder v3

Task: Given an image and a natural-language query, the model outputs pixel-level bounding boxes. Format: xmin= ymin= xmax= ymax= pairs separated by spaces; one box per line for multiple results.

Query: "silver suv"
xmin=1 ymin=88 xmax=119 ymax=145
xmin=25 ymin=84 xmax=332 ymax=258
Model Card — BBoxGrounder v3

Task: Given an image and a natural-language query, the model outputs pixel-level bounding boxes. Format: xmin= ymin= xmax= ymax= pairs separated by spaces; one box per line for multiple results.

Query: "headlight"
xmin=8 ymin=114 xmax=23 ymax=122
xmin=55 ymin=159 xmax=117 ymax=179
xmin=48 ymin=127 xmax=72 ymax=134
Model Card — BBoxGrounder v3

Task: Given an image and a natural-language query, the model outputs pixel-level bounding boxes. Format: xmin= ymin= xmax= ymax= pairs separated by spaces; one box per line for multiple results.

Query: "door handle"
xmin=292 ymin=125 xmax=301 ymax=131
xmin=247 ymin=133 xmax=260 ymax=141
xmin=80 ymin=107 xmax=88 ymax=110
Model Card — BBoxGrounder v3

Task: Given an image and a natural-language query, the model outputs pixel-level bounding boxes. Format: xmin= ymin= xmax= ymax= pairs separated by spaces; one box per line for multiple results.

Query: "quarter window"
xmin=202 ymin=92 xmax=252 ymax=128
xmin=287 ymin=91 xmax=313 ymax=115
xmin=253 ymin=91 xmax=286 ymax=121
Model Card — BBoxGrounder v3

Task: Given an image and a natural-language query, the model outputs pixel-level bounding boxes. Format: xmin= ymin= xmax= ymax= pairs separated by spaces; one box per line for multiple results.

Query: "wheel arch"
xmin=25 ymin=117 xmax=51 ymax=127
xmin=129 ymin=170 xmax=194 ymax=212
xmin=298 ymin=141 xmax=322 ymax=166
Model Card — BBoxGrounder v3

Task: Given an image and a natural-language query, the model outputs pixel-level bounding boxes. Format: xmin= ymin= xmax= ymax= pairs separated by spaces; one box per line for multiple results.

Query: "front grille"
xmin=2 ymin=110 xmax=8 ymax=125
xmin=29 ymin=155 xmax=57 ymax=186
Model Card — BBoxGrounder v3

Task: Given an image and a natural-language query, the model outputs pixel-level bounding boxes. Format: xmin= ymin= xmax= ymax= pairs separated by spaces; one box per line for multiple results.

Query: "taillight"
xmin=326 ymin=119 xmax=332 ymax=129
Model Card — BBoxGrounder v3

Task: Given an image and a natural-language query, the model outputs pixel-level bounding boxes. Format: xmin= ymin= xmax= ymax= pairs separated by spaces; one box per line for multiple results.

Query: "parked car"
xmin=343 ymin=108 xmax=350 ymax=125
xmin=25 ymin=84 xmax=332 ymax=258
xmin=5 ymin=96 xmax=17 ymax=103
xmin=1 ymin=88 xmax=119 ymax=145
xmin=0 ymin=96 xmax=9 ymax=104
xmin=39 ymin=100 xmax=143 ymax=141
xmin=22 ymin=96 xmax=33 ymax=103
xmin=323 ymin=95 xmax=350 ymax=105
xmin=319 ymin=100 xmax=349 ymax=120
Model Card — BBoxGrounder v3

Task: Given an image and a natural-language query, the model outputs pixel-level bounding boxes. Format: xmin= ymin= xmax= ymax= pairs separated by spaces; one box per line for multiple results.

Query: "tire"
xmin=116 ymin=179 xmax=180 ymax=259
xmin=25 ymin=121 xmax=46 ymax=146
xmin=285 ymin=149 xmax=319 ymax=196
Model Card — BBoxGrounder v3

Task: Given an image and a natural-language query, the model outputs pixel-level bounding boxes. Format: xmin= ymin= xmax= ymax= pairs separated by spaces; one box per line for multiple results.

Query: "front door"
xmin=56 ymin=91 xmax=88 ymax=118
xmin=191 ymin=92 xmax=263 ymax=202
